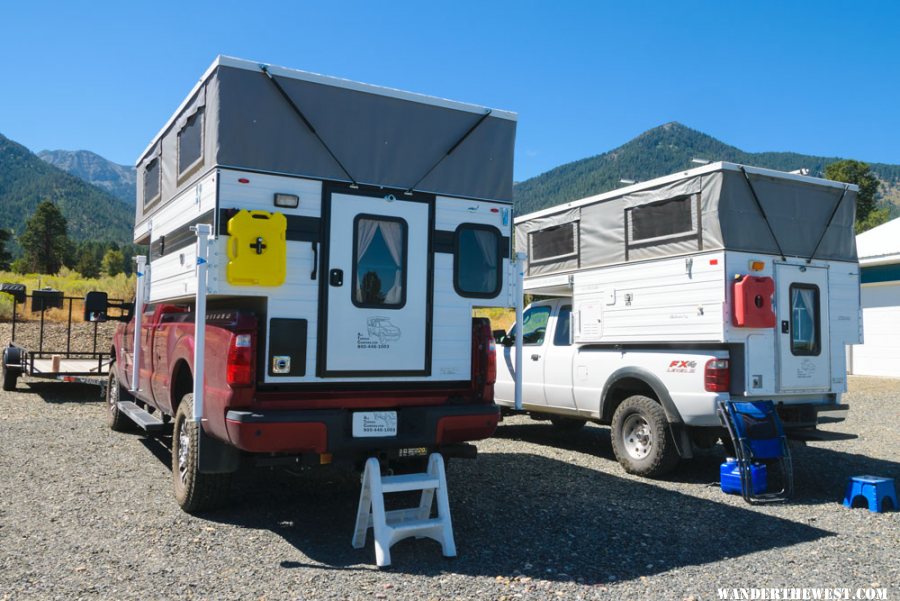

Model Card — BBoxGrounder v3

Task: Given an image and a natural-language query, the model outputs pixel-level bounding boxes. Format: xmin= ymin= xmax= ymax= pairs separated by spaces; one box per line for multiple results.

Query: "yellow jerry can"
xmin=226 ymin=210 xmax=287 ymax=286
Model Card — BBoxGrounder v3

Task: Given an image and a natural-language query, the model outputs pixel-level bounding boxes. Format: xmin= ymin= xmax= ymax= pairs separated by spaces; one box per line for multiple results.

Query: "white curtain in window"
xmin=355 ymin=219 xmax=405 ymax=304
xmin=791 ymin=288 xmax=816 ymax=347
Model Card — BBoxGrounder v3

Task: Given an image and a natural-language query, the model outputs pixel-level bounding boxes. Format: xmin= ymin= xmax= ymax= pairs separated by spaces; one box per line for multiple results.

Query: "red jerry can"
xmin=732 ymin=275 xmax=775 ymax=328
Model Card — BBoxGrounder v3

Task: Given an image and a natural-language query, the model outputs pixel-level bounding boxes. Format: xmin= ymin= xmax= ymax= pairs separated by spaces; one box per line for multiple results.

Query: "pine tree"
xmin=19 ymin=200 xmax=70 ymax=274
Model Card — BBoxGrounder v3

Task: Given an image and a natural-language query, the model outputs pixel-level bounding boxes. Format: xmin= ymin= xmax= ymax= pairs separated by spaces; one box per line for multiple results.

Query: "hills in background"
xmin=513 ymin=122 xmax=900 ymax=216
xmin=2 ymin=122 xmax=898 ymax=255
xmin=38 ymin=149 xmax=135 ymax=205
xmin=0 ymin=134 xmax=133 ymax=247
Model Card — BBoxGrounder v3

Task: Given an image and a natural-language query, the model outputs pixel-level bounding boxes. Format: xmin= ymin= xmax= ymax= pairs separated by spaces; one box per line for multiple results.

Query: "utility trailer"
xmin=109 ymin=56 xmax=525 ymax=513
xmin=1 ymin=284 xmax=131 ymax=392
xmin=494 ymin=162 xmax=862 ymax=477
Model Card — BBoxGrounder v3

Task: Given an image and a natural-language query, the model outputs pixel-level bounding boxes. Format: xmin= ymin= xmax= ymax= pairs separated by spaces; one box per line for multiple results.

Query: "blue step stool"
xmin=843 ymin=475 xmax=898 ymax=513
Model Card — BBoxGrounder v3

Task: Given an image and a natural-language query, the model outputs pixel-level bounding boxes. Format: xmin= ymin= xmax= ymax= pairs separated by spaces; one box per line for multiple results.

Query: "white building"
xmin=848 ymin=217 xmax=900 ymax=378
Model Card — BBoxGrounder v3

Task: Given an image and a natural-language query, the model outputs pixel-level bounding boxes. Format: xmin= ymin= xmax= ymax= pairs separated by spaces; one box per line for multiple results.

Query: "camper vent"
xmin=530 ymin=222 xmax=578 ymax=264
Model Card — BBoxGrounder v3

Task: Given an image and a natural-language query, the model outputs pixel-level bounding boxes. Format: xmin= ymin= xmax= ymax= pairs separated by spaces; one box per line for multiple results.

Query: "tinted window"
xmin=353 ymin=216 xmax=407 ymax=309
xmin=456 ymin=225 xmax=501 ymax=297
xmin=144 ymin=158 xmax=160 ymax=206
xmin=530 ymin=222 xmax=578 ymax=263
xmin=629 ymin=196 xmax=694 ymax=242
xmin=553 ymin=306 xmax=572 ymax=346
xmin=178 ymin=109 xmax=203 ymax=175
xmin=790 ymin=284 xmax=820 ymax=355
xmin=508 ymin=305 xmax=551 ymax=346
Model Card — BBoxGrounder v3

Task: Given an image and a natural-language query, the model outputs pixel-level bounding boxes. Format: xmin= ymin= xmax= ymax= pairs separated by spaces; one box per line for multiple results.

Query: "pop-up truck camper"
xmin=495 ymin=162 xmax=862 ymax=478
xmin=107 ymin=56 xmax=520 ymax=514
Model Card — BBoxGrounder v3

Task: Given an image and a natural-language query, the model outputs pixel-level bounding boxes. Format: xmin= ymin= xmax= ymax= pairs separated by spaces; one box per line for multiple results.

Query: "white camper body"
xmin=134 ymin=56 xmax=518 ymax=385
xmin=495 ymin=163 xmax=862 ymax=476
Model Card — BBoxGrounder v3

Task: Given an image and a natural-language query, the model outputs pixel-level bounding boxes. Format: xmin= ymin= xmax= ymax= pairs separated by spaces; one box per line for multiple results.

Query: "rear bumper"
xmin=224 ymin=403 xmax=500 ymax=455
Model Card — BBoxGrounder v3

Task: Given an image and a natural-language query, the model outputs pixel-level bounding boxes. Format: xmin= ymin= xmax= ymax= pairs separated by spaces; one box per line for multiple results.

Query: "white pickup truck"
xmin=494 ymin=298 xmax=734 ymax=477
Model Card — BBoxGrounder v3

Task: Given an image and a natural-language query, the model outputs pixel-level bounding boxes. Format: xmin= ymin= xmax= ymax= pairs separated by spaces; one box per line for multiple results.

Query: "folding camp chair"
xmin=717 ymin=400 xmax=793 ymax=504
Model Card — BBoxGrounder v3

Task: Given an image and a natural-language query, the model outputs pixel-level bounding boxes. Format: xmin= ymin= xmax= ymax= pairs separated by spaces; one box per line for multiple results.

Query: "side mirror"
xmin=84 ymin=291 xmax=109 ymax=322
xmin=502 ymin=333 xmax=516 ymax=347
xmin=492 ymin=329 xmax=506 ymax=343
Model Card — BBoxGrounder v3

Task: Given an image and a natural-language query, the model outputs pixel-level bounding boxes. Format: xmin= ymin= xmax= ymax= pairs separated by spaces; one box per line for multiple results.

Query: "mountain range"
xmin=0 ymin=134 xmax=133 ymax=247
xmin=513 ymin=122 xmax=900 ymax=216
xmin=38 ymin=149 xmax=135 ymax=205
xmin=1 ymin=123 xmax=898 ymax=254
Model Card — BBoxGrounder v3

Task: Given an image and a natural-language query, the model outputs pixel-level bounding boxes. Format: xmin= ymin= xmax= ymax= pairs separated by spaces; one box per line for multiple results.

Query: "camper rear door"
xmin=322 ymin=191 xmax=430 ymax=376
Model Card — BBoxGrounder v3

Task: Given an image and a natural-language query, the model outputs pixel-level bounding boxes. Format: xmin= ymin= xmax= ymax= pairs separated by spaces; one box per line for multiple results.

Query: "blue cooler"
xmin=721 ymin=458 xmax=767 ymax=495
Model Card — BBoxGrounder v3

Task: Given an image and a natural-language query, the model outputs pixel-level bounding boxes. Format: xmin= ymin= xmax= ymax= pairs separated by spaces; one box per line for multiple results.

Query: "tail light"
xmin=226 ymin=333 xmax=254 ymax=386
xmin=471 ymin=318 xmax=496 ymax=402
xmin=705 ymin=358 xmax=730 ymax=392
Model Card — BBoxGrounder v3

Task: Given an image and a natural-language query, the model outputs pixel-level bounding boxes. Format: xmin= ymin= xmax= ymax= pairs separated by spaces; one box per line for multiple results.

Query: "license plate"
xmin=352 ymin=411 xmax=398 ymax=437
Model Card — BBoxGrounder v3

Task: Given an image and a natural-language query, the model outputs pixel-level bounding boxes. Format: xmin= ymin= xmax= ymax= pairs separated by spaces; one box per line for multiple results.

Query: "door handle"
xmin=781 ymin=320 xmax=789 ymax=334
xmin=530 ymin=354 xmax=541 ymax=361
xmin=329 ymin=268 xmax=344 ymax=287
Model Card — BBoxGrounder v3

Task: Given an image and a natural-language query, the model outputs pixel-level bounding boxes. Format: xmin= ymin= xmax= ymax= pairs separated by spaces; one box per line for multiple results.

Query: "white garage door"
xmin=851 ymin=283 xmax=900 ymax=377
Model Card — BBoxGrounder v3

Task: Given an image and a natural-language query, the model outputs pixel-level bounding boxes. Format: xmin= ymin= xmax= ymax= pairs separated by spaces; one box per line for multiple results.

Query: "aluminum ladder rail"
xmin=352 ymin=453 xmax=456 ymax=567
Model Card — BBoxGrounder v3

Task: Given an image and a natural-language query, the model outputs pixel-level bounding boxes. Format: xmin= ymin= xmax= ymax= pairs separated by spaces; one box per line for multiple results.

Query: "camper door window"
xmin=454 ymin=224 xmax=502 ymax=298
xmin=789 ymin=284 xmax=821 ymax=356
xmin=352 ymin=215 xmax=408 ymax=309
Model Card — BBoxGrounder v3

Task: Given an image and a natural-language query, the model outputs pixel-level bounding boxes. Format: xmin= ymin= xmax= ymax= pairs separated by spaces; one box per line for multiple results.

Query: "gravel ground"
xmin=1 ymin=358 xmax=898 ymax=599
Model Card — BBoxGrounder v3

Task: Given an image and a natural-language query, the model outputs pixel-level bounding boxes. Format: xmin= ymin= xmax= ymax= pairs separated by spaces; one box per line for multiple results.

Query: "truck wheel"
xmin=549 ymin=416 xmax=587 ymax=432
xmin=172 ymin=394 xmax=231 ymax=513
xmin=2 ymin=347 xmax=20 ymax=392
xmin=106 ymin=367 xmax=134 ymax=432
xmin=611 ymin=395 xmax=679 ymax=477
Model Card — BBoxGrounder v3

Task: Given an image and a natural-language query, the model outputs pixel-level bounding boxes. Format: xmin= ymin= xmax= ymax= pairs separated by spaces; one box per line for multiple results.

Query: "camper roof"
xmin=515 ymin=162 xmax=858 ymax=224
xmin=138 ymin=55 xmax=517 ymax=165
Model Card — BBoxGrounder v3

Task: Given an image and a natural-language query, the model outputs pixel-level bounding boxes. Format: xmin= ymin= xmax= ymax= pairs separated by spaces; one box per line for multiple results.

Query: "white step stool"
xmin=352 ymin=453 xmax=456 ymax=567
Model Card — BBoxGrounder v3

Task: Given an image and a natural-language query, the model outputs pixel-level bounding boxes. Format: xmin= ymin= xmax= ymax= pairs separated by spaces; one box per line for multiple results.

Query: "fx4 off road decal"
xmin=667 ymin=360 xmax=697 ymax=373
xmin=357 ymin=316 xmax=402 ymax=349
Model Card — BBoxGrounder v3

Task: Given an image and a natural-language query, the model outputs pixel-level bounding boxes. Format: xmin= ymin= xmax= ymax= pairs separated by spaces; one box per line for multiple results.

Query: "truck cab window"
xmin=353 ymin=215 xmax=407 ymax=309
xmin=455 ymin=224 xmax=501 ymax=297
xmin=553 ymin=305 xmax=572 ymax=346
xmin=790 ymin=284 xmax=820 ymax=355
xmin=509 ymin=305 xmax=551 ymax=346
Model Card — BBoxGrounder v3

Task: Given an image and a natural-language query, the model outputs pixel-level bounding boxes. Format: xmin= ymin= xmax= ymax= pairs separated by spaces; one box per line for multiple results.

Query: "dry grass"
xmin=0 ymin=269 xmax=135 ymax=323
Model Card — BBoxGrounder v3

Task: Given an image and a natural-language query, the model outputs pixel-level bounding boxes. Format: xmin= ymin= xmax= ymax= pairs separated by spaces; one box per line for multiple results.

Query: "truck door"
xmin=497 ymin=303 xmax=553 ymax=406
xmin=321 ymin=188 xmax=432 ymax=377
xmin=775 ymin=264 xmax=831 ymax=392
xmin=544 ymin=304 xmax=577 ymax=409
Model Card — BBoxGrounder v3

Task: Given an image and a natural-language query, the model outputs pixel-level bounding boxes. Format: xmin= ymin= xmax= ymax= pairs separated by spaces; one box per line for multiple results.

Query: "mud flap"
xmin=198 ymin=426 xmax=241 ymax=474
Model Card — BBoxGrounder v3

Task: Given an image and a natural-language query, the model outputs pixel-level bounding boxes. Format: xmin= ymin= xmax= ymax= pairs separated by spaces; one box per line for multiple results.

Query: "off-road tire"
xmin=549 ymin=416 xmax=587 ymax=432
xmin=610 ymin=395 xmax=679 ymax=477
xmin=172 ymin=393 xmax=231 ymax=513
xmin=106 ymin=367 xmax=134 ymax=431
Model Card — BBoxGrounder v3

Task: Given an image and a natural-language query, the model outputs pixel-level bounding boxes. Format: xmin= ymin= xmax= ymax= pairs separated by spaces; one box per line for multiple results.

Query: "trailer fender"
xmin=600 ymin=367 xmax=692 ymax=459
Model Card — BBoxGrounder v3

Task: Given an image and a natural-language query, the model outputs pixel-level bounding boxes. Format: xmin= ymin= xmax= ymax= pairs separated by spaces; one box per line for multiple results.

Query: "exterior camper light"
xmin=691 ymin=158 xmax=710 ymax=165
xmin=750 ymin=260 xmax=766 ymax=272
xmin=274 ymin=193 xmax=300 ymax=208
xmin=619 ymin=179 xmax=636 ymax=185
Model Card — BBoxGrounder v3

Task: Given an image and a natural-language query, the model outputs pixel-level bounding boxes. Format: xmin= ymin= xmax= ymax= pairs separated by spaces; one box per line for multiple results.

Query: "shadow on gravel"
xmin=24 ymin=381 xmax=105 ymax=403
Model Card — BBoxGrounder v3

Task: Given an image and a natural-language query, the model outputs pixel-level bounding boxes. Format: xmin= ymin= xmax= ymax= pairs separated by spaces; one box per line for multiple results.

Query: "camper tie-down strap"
xmin=260 ymin=65 xmax=359 ymax=187
xmin=404 ymin=109 xmax=493 ymax=195
xmin=739 ymin=167 xmax=786 ymax=261
xmin=806 ymin=185 xmax=850 ymax=264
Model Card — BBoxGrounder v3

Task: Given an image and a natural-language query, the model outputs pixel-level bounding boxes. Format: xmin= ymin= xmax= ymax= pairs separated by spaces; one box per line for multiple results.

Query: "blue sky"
xmin=1 ymin=1 xmax=898 ymax=181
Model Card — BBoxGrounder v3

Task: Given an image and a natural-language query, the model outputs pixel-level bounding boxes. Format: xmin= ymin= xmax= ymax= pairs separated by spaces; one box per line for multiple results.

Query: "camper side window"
xmin=178 ymin=109 xmax=204 ymax=178
xmin=143 ymin=158 xmax=160 ymax=207
xmin=352 ymin=215 xmax=408 ymax=309
xmin=626 ymin=195 xmax=699 ymax=249
xmin=789 ymin=284 xmax=821 ymax=356
xmin=529 ymin=222 xmax=578 ymax=265
xmin=454 ymin=224 xmax=501 ymax=298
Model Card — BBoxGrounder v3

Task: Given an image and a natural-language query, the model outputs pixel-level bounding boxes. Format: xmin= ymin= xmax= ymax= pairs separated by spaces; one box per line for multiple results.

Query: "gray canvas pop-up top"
xmin=134 ymin=55 xmax=517 ymax=242
xmin=515 ymin=162 xmax=859 ymax=277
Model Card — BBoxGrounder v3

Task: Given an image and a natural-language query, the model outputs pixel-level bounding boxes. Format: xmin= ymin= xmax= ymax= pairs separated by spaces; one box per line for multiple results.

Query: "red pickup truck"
xmin=107 ymin=305 xmax=499 ymax=512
